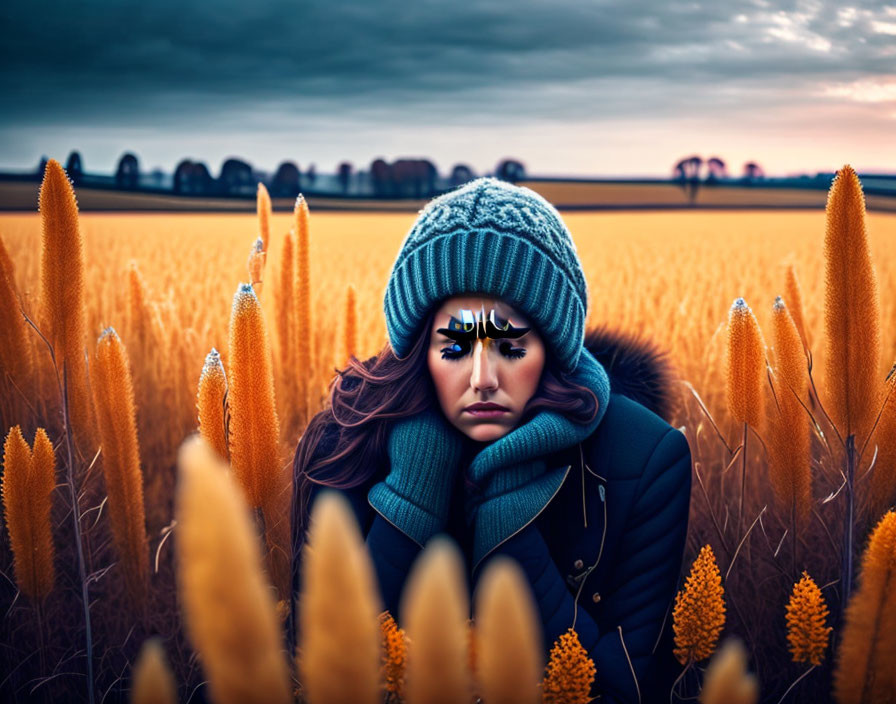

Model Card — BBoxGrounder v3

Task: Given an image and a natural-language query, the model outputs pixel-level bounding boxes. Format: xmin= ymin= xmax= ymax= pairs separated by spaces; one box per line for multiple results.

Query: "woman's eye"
xmin=440 ymin=341 xmax=469 ymax=360
xmin=499 ymin=341 xmax=527 ymax=359
xmin=439 ymin=340 xmax=526 ymax=361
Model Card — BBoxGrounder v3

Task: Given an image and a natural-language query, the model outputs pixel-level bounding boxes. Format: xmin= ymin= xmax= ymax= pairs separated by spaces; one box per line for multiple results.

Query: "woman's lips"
xmin=464 ymin=408 xmax=509 ymax=419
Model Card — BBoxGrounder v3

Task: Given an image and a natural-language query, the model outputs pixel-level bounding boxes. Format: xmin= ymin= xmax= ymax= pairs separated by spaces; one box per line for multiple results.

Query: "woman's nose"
xmin=470 ymin=338 xmax=499 ymax=392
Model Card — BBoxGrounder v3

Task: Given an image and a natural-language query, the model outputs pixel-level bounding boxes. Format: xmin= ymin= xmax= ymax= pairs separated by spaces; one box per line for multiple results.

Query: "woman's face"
xmin=427 ymin=295 xmax=546 ymax=443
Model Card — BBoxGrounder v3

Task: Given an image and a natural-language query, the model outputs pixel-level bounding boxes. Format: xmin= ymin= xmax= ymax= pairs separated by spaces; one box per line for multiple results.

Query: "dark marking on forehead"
xmin=437 ymin=307 xmax=531 ymax=341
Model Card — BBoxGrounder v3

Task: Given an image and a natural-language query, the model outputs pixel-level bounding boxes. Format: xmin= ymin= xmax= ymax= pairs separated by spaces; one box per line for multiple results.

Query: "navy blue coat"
xmin=298 ymin=327 xmax=692 ymax=703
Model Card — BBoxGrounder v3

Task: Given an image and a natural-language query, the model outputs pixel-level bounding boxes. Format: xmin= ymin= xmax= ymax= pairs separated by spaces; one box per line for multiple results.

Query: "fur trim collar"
xmin=584 ymin=324 xmax=678 ymax=424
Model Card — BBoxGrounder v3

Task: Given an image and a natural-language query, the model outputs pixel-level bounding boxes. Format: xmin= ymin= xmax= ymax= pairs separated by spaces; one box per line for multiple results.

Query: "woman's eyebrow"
xmin=436 ymin=325 xmax=475 ymax=341
xmin=437 ymin=315 xmax=474 ymax=337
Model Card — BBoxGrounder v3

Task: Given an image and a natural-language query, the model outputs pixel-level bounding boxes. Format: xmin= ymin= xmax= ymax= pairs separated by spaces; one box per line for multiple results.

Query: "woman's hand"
xmin=367 ymin=407 xmax=467 ymax=547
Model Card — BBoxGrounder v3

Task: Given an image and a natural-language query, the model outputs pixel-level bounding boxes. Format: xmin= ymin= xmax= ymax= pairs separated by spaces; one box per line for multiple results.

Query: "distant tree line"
xmin=672 ymin=155 xmax=766 ymax=204
xmin=39 ymin=151 xmax=528 ymax=199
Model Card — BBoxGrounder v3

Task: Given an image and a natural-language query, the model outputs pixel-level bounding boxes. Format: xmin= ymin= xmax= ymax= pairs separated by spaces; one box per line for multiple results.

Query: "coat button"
xmin=592 ymin=592 xmax=601 ymax=603
xmin=573 ymin=559 xmax=584 ymax=570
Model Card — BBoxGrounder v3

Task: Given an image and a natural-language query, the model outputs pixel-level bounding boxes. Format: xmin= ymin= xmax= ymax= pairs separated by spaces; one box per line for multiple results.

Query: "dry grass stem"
xmin=257 ymin=182 xmax=272 ymax=253
xmin=833 ymin=510 xmax=896 ymax=703
xmin=196 ymin=348 xmax=229 ymax=462
xmin=131 ymin=637 xmax=177 ymax=704
xmin=785 ymin=570 xmax=831 ymax=666
xmin=227 ymin=283 xmax=281 ymax=509
xmin=767 ymin=297 xmax=812 ymax=526
xmin=91 ymin=327 xmax=149 ymax=603
xmin=248 ymin=237 xmax=266 ymax=298
xmin=294 ymin=194 xmax=313 ymax=426
xmin=822 ymin=164 xmax=880 ymax=447
xmin=2 ymin=425 xmax=56 ymax=601
xmin=474 ymin=556 xmax=541 ymax=704
xmin=673 ymin=544 xmax=726 ymax=664
xmin=699 ymin=637 xmax=758 ymax=704
xmin=726 ymin=297 xmax=767 ymax=430
xmin=401 ymin=538 xmax=473 ymax=704
xmin=297 ymin=490 xmax=381 ymax=704
xmin=0 ymin=235 xmax=33 ymax=395
xmin=38 ymin=158 xmax=95 ymax=458
xmin=175 ymin=434 xmax=291 ymax=704
xmin=541 ymin=628 xmax=596 ymax=704
xmin=343 ymin=283 xmax=358 ymax=367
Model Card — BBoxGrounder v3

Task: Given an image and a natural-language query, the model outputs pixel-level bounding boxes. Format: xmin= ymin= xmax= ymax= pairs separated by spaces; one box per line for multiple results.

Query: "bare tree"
xmin=115 ymin=153 xmax=140 ymax=190
xmin=706 ymin=156 xmax=728 ymax=183
xmin=173 ymin=159 xmax=213 ymax=195
xmin=495 ymin=158 xmax=526 ymax=183
xmin=271 ymin=161 xmax=300 ymax=197
xmin=450 ymin=164 xmax=475 ymax=187
xmin=65 ymin=151 xmax=84 ymax=185
xmin=673 ymin=155 xmax=702 ymax=204
xmin=742 ymin=161 xmax=765 ymax=183
xmin=218 ymin=158 xmax=254 ymax=196
xmin=337 ymin=161 xmax=353 ymax=194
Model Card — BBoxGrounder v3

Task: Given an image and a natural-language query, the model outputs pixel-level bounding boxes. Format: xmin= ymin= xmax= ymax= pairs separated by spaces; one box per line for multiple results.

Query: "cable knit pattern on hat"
xmin=383 ymin=177 xmax=589 ymax=374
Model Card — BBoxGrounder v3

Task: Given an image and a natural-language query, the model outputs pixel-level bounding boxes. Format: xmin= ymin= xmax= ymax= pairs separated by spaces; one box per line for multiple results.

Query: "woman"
xmin=291 ymin=177 xmax=692 ymax=703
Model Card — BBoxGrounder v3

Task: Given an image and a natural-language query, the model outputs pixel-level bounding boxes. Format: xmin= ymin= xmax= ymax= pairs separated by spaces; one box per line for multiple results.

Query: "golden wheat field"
xmin=3 ymin=163 xmax=896 ymax=703
xmin=4 ymin=207 xmax=896 ymax=400
xmin=4 ymin=206 xmax=896 ymax=436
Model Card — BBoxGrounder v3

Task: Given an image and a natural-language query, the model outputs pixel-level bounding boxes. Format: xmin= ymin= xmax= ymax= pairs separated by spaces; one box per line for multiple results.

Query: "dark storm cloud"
xmin=1 ymin=0 xmax=893 ymax=126
xmin=0 ymin=0 xmax=894 ymax=174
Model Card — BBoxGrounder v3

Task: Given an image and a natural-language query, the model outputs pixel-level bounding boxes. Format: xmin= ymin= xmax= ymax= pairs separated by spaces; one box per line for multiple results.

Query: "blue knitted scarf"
xmin=466 ymin=346 xmax=611 ymax=569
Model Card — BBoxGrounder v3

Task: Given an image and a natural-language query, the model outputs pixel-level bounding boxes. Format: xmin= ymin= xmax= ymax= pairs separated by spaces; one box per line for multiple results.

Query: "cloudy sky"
xmin=1 ymin=0 xmax=894 ymax=178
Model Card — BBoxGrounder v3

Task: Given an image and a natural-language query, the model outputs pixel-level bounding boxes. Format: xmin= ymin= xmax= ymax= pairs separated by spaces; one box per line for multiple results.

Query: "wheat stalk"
xmin=400 ymin=537 xmax=472 ymax=704
xmin=726 ymin=297 xmax=767 ymax=534
xmin=127 ymin=260 xmax=153 ymax=351
xmin=823 ymin=165 xmax=880 ymax=446
xmin=247 ymin=237 xmax=266 ymax=299
xmin=343 ymin=283 xmax=358 ymax=367
xmin=124 ymin=260 xmax=167 ymax=461
xmin=276 ymin=228 xmax=297 ymax=416
xmin=726 ymin=297 xmax=766 ymax=430
xmin=541 ymin=628 xmax=596 ymax=704
xmin=227 ymin=283 xmax=281 ymax=509
xmin=379 ymin=611 xmax=408 ymax=701
xmin=0 ymin=235 xmax=33 ymax=394
xmin=131 ymin=637 xmax=177 ymax=704
xmin=260 ymin=460 xmax=293 ymax=603
xmin=294 ymin=194 xmax=313 ymax=425
xmin=1 ymin=425 xmax=56 ymax=602
xmin=698 ymin=637 xmax=758 ymax=704
xmin=822 ymin=165 xmax=881 ymax=606
xmin=257 ymin=182 xmax=272 ymax=253
xmin=785 ymin=570 xmax=831 ymax=666
xmin=767 ymin=296 xmax=812 ymax=528
xmin=673 ymin=544 xmax=726 ymax=665
xmin=473 ymin=556 xmax=541 ymax=704
xmin=297 ymin=490 xmax=381 ymax=704
xmin=0 ymin=231 xmax=15 ymax=281
xmin=38 ymin=158 xmax=95 ymax=459
xmin=197 ymin=348 xmax=229 ymax=462
xmin=864 ymin=364 xmax=896 ymax=521
xmin=784 ymin=262 xmax=811 ymax=355
xmin=91 ymin=327 xmax=149 ymax=603
xmin=833 ymin=510 xmax=896 ymax=703
xmin=175 ymin=434 xmax=291 ymax=704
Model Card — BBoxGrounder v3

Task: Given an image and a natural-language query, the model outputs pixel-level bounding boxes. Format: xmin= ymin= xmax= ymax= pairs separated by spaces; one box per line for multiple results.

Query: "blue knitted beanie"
xmin=384 ymin=177 xmax=588 ymax=375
